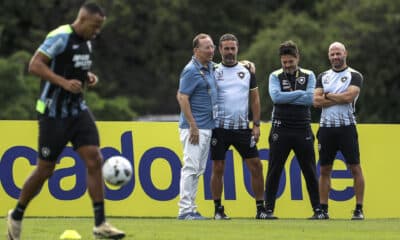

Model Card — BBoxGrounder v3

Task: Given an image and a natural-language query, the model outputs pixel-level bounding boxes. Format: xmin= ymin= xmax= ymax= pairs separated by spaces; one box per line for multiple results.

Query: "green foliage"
xmin=0 ymin=51 xmax=38 ymax=119
xmin=350 ymin=0 xmax=400 ymax=122
xmin=243 ymin=9 xmax=325 ymax=120
xmin=0 ymin=50 xmax=136 ymax=120
xmin=0 ymin=0 xmax=399 ymax=121
xmin=244 ymin=0 xmax=400 ymax=122
xmin=85 ymin=92 xmax=137 ymax=121
xmin=312 ymin=0 xmax=400 ymax=122
xmin=91 ymin=0 xmax=274 ymax=115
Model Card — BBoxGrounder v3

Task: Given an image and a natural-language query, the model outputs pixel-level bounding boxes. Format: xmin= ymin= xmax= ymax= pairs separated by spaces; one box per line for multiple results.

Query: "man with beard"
xmin=264 ymin=40 xmax=323 ymax=220
xmin=210 ymin=33 xmax=268 ymax=220
xmin=313 ymin=42 xmax=365 ymax=220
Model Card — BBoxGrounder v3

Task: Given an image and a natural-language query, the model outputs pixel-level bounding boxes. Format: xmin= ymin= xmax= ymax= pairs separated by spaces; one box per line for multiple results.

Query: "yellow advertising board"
xmin=0 ymin=121 xmax=399 ymax=219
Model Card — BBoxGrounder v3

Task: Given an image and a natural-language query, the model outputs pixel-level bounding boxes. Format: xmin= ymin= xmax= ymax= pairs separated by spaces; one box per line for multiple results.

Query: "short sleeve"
xmin=316 ymin=73 xmax=324 ymax=88
xmin=38 ymin=33 xmax=69 ymax=59
xmin=179 ymin=67 xmax=197 ymax=96
xmin=350 ymin=71 xmax=363 ymax=88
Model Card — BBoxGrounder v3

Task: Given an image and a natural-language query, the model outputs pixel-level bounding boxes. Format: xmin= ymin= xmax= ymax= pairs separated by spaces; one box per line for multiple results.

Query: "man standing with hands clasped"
xmin=313 ymin=42 xmax=365 ymax=220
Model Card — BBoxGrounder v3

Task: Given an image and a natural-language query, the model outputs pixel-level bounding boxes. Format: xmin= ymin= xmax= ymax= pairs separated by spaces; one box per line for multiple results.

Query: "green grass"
xmin=6 ymin=218 xmax=400 ymax=240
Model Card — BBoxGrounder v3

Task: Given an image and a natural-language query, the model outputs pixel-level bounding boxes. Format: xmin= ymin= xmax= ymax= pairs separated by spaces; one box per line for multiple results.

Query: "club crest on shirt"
xmin=41 ymin=147 xmax=51 ymax=158
xmin=237 ymin=71 xmax=245 ymax=79
xmin=296 ymin=77 xmax=305 ymax=85
xmin=341 ymin=76 xmax=348 ymax=82
xmin=216 ymin=70 xmax=224 ymax=81
xmin=211 ymin=138 xmax=218 ymax=146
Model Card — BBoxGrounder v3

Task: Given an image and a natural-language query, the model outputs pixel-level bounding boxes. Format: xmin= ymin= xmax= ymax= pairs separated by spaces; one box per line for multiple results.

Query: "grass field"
xmin=5 ymin=217 xmax=400 ymax=240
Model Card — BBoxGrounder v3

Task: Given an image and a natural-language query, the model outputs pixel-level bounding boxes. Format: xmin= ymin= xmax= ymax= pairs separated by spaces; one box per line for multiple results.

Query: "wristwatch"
xmin=253 ymin=120 xmax=260 ymax=127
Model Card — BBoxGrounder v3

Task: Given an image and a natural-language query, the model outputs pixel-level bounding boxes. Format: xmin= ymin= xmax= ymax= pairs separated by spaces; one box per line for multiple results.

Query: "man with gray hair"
xmin=177 ymin=33 xmax=218 ymax=220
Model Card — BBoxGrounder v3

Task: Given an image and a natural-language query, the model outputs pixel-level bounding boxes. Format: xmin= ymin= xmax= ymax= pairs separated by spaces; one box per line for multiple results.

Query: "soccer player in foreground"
xmin=7 ymin=3 xmax=125 ymax=239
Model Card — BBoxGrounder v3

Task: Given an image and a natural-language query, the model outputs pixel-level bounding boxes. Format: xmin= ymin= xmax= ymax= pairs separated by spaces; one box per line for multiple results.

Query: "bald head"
xmin=329 ymin=42 xmax=346 ymax=52
xmin=328 ymin=41 xmax=347 ymax=70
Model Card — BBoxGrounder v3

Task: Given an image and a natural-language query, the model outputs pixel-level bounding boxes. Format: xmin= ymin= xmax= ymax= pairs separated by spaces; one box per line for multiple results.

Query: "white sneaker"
xmin=93 ymin=222 xmax=125 ymax=239
xmin=7 ymin=210 xmax=21 ymax=240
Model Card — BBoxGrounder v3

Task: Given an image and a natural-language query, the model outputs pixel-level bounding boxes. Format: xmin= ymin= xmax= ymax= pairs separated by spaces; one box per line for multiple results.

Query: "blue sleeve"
xmin=38 ymin=34 xmax=69 ymax=59
xmin=268 ymin=73 xmax=303 ymax=104
xmin=179 ymin=67 xmax=196 ymax=96
xmin=291 ymin=72 xmax=316 ymax=106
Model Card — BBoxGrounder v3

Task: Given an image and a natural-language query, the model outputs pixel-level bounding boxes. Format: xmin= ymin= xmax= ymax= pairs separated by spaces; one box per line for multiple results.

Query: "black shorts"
xmin=317 ymin=125 xmax=360 ymax=166
xmin=38 ymin=109 xmax=100 ymax=161
xmin=210 ymin=128 xmax=259 ymax=160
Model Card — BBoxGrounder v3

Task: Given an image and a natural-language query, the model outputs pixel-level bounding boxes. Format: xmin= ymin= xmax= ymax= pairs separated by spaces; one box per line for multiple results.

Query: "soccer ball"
xmin=102 ymin=156 xmax=132 ymax=186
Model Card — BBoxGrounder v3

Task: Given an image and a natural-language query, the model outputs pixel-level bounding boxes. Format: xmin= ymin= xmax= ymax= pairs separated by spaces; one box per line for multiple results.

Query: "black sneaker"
xmin=308 ymin=208 xmax=329 ymax=220
xmin=214 ymin=206 xmax=230 ymax=220
xmin=256 ymin=209 xmax=278 ymax=220
xmin=351 ymin=209 xmax=364 ymax=220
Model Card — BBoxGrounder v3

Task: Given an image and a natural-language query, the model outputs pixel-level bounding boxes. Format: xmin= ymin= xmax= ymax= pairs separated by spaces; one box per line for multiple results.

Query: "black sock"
xmin=93 ymin=202 xmax=105 ymax=227
xmin=214 ymin=199 xmax=221 ymax=212
xmin=321 ymin=204 xmax=328 ymax=212
xmin=313 ymin=204 xmax=322 ymax=211
xmin=12 ymin=203 xmax=26 ymax=221
xmin=265 ymin=202 xmax=274 ymax=212
xmin=356 ymin=204 xmax=363 ymax=211
xmin=256 ymin=200 xmax=264 ymax=212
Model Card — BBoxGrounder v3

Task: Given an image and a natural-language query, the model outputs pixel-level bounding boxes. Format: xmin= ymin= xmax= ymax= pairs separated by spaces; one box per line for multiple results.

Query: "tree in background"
xmin=243 ymin=0 xmax=400 ymax=122
xmin=0 ymin=0 xmax=136 ymax=120
xmin=0 ymin=51 xmax=38 ymax=119
xmin=0 ymin=0 xmax=399 ymax=122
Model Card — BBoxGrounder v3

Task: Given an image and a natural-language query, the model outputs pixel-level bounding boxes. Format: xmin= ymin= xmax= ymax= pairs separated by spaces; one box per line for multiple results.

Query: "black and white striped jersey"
xmin=316 ymin=67 xmax=363 ymax=127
